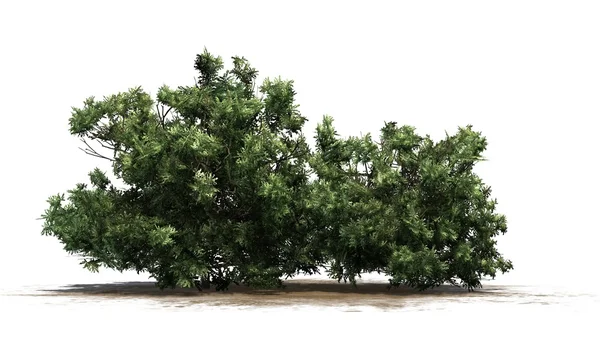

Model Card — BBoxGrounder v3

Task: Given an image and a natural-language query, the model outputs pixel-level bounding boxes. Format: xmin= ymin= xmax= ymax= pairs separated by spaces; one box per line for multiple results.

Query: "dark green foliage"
xmin=42 ymin=49 xmax=512 ymax=291
xmin=310 ymin=119 xmax=512 ymax=290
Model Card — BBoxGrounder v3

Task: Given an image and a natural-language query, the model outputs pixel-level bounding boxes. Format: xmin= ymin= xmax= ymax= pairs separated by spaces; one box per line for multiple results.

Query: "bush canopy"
xmin=42 ymin=49 xmax=512 ymax=291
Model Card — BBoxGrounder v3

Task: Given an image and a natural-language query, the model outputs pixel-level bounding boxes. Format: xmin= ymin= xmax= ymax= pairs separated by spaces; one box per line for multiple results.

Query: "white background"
xmin=1 ymin=0 xmax=599 ymax=323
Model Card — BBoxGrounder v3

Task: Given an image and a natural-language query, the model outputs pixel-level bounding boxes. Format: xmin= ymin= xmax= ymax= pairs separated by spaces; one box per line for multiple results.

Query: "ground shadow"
xmin=38 ymin=279 xmax=512 ymax=298
xmin=24 ymin=280 xmax=534 ymax=309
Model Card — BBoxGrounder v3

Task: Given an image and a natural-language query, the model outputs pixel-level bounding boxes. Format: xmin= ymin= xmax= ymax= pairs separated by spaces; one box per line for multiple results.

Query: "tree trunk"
xmin=194 ymin=276 xmax=211 ymax=291
xmin=201 ymin=276 xmax=211 ymax=290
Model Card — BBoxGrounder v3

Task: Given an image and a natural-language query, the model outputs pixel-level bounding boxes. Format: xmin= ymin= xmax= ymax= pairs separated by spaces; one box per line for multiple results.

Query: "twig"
xmin=156 ymin=104 xmax=172 ymax=127
xmin=95 ymin=139 xmax=116 ymax=151
xmin=79 ymin=139 xmax=114 ymax=161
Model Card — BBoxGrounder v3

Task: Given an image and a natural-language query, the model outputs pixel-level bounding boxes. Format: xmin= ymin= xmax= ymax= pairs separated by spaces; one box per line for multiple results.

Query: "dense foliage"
xmin=42 ymin=50 xmax=512 ymax=291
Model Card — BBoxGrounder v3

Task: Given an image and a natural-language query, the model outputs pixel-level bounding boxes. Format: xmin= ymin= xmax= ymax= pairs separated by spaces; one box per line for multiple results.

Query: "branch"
xmin=274 ymin=139 xmax=302 ymax=171
xmin=163 ymin=106 xmax=172 ymax=122
xmin=79 ymin=138 xmax=115 ymax=161
xmin=156 ymin=104 xmax=172 ymax=128
xmin=156 ymin=103 xmax=163 ymax=127
xmin=194 ymin=160 xmax=211 ymax=175
xmin=95 ymin=139 xmax=116 ymax=151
